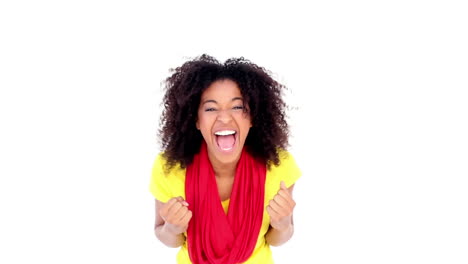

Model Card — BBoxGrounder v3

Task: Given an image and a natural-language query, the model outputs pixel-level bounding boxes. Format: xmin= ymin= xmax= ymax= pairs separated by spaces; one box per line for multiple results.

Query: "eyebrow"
xmin=202 ymin=97 xmax=243 ymax=105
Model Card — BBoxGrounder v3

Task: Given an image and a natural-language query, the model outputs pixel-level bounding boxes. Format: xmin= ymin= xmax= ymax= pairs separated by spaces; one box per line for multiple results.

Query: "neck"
xmin=208 ymin=153 xmax=238 ymax=179
xmin=213 ymin=164 xmax=236 ymax=178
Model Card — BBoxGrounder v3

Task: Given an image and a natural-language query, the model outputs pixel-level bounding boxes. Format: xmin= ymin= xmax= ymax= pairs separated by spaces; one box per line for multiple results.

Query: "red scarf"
xmin=185 ymin=142 xmax=266 ymax=264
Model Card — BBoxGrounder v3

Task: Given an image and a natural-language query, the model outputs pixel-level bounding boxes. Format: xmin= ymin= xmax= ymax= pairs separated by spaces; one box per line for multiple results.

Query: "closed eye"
xmin=233 ymin=106 xmax=244 ymax=110
xmin=205 ymin=107 xmax=216 ymax=112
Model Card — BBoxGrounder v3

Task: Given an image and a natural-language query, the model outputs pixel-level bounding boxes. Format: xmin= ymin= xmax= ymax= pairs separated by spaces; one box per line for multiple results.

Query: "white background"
xmin=1 ymin=0 xmax=467 ymax=263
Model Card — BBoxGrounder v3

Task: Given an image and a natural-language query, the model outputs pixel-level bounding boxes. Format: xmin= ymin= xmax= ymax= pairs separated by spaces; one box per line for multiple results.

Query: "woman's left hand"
xmin=266 ymin=181 xmax=296 ymax=231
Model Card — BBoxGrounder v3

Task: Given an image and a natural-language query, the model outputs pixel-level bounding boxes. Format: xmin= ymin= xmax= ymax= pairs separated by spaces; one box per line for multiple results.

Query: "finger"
xmin=160 ymin=198 xmax=179 ymax=216
xmin=180 ymin=210 xmax=193 ymax=225
xmin=278 ymin=188 xmax=291 ymax=197
xmin=280 ymin=181 xmax=294 ymax=196
xmin=173 ymin=204 xmax=189 ymax=221
xmin=269 ymin=199 xmax=289 ymax=216
xmin=280 ymin=181 xmax=287 ymax=191
xmin=277 ymin=190 xmax=295 ymax=207
xmin=273 ymin=194 xmax=293 ymax=211
xmin=174 ymin=210 xmax=192 ymax=229
xmin=176 ymin=196 xmax=189 ymax=207
xmin=266 ymin=205 xmax=280 ymax=220
xmin=166 ymin=201 xmax=183 ymax=218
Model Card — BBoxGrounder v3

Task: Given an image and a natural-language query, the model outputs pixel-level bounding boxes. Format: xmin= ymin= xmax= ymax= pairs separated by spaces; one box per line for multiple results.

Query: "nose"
xmin=216 ymin=109 xmax=233 ymax=123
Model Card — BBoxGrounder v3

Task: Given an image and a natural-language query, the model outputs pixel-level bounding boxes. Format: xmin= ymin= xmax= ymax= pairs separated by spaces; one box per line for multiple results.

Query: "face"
xmin=196 ymin=79 xmax=252 ymax=166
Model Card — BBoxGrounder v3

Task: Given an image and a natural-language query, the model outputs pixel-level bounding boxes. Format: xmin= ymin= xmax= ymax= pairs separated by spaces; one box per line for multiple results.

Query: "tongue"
xmin=216 ymin=135 xmax=235 ymax=150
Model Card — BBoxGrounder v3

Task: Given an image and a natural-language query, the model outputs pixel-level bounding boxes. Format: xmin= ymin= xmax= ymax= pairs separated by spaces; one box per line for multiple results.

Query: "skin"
xmin=196 ymin=79 xmax=252 ymax=176
xmin=265 ymin=181 xmax=296 ymax=246
xmin=155 ymin=197 xmax=191 ymax=248
xmin=154 ymin=79 xmax=296 ymax=248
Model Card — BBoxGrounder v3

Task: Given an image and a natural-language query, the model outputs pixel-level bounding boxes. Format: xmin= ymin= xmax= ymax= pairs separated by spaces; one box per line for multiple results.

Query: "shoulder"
xmin=152 ymin=153 xmax=186 ymax=177
xmin=264 ymin=149 xmax=301 ymax=200
xmin=149 ymin=152 xmax=186 ymax=202
xmin=266 ymin=149 xmax=301 ymax=188
xmin=269 ymin=149 xmax=300 ymax=172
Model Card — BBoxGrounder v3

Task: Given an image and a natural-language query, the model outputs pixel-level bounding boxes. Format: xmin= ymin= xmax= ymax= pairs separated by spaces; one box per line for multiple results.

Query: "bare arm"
xmin=265 ymin=183 xmax=296 ymax=246
xmin=265 ymin=218 xmax=294 ymax=246
xmin=154 ymin=198 xmax=192 ymax=248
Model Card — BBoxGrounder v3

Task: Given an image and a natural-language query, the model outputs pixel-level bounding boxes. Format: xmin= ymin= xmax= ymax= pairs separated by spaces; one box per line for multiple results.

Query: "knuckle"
xmin=172 ymin=203 xmax=181 ymax=211
xmin=166 ymin=198 xmax=176 ymax=206
xmin=159 ymin=209 xmax=167 ymax=217
xmin=185 ymin=216 xmax=191 ymax=223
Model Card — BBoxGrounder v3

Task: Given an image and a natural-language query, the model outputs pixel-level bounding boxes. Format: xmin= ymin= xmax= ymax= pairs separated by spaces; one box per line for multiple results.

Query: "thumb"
xmin=177 ymin=196 xmax=189 ymax=207
xmin=280 ymin=181 xmax=287 ymax=191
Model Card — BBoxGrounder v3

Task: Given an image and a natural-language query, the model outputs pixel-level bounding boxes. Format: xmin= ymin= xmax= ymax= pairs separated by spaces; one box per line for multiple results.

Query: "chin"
xmin=207 ymin=142 xmax=243 ymax=165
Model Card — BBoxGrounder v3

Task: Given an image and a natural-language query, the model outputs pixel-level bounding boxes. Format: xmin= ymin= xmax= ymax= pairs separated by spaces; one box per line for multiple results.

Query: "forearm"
xmin=155 ymin=224 xmax=186 ymax=248
xmin=265 ymin=224 xmax=294 ymax=246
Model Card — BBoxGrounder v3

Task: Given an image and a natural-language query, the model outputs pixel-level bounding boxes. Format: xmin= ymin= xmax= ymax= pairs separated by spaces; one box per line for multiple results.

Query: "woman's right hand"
xmin=159 ymin=196 xmax=192 ymax=235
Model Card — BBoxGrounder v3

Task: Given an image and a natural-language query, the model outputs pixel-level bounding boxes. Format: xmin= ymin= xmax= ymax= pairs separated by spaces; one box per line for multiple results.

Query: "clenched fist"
xmin=266 ymin=181 xmax=296 ymax=231
xmin=159 ymin=196 xmax=192 ymax=235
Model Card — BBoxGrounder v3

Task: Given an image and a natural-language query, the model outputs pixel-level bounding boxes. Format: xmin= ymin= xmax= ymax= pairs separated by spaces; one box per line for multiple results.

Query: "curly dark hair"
xmin=158 ymin=54 xmax=289 ymax=169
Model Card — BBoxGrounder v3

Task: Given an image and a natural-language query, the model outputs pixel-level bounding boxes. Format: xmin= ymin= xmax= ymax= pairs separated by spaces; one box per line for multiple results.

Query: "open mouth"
xmin=214 ymin=130 xmax=237 ymax=152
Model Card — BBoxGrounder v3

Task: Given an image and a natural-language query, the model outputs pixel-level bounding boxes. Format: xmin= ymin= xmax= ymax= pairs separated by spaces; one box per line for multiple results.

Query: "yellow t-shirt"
xmin=149 ymin=150 xmax=301 ymax=264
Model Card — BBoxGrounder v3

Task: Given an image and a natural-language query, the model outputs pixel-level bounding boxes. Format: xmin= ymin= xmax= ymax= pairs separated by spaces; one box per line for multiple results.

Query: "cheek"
xmin=197 ymin=115 xmax=213 ymax=135
xmin=237 ymin=116 xmax=252 ymax=131
xmin=241 ymin=114 xmax=252 ymax=128
xmin=196 ymin=111 xmax=205 ymax=129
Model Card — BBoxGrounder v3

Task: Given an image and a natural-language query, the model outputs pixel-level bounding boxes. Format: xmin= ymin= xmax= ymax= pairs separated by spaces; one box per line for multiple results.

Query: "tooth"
xmin=215 ymin=130 xmax=235 ymax=136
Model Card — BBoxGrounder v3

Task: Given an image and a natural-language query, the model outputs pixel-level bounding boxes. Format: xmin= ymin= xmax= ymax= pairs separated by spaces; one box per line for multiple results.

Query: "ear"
xmin=196 ymin=119 xmax=200 ymax=130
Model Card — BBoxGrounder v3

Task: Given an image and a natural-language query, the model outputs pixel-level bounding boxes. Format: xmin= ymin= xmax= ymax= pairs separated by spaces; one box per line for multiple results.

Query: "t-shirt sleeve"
xmin=275 ymin=151 xmax=302 ymax=188
xmin=149 ymin=154 xmax=172 ymax=203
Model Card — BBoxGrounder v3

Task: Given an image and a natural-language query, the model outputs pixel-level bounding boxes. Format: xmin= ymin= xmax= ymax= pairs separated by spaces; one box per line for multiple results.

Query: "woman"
xmin=150 ymin=54 xmax=301 ymax=264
